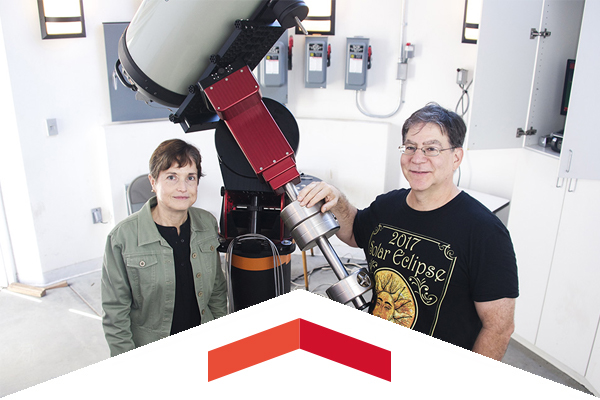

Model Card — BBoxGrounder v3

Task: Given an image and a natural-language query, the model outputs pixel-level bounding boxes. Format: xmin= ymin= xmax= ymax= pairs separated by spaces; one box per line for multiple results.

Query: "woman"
xmin=101 ymin=139 xmax=227 ymax=357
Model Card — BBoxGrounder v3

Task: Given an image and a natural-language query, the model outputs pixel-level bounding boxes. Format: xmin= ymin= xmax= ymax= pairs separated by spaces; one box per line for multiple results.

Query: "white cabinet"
xmin=508 ymin=152 xmax=600 ymax=385
xmin=468 ymin=0 xmax=600 ymax=181
xmin=508 ymin=151 xmax=564 ymax=344
xmin=587 ymin=322 xmax=600 ymax=393
xmin=535 ymin=178 xmax=600 ymax=377
xmin=489 ymin=1 xmax=600 ymax=389
xmin=468 ymin=0 xmax=542 ymax=150
xmin=557 ymin=0 xmax=600 ymax=180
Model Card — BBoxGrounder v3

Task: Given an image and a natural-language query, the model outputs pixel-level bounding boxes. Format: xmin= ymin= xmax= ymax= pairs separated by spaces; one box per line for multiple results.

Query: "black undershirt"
xmin=155 ymin=216 xmax=201 ymax=335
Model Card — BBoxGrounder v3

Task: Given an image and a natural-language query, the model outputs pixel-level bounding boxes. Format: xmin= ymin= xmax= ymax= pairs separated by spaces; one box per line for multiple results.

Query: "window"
xmin=462 ymin=0 xmax=482 ymax=44
xmin=296 ymin=0 xmax=336 ymax=36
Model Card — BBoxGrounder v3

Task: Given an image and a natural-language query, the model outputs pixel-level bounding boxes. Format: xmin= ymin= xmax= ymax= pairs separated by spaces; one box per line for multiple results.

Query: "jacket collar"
xmin=137 ymin=197 xmax=209 ymax=246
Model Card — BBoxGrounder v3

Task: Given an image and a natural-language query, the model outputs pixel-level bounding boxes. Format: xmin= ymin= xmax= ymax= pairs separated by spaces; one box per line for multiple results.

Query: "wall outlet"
xmin=46 ymin=118 xmax=58 ymax=136
xmin=92 ymin=208 xmax=103 ymax=224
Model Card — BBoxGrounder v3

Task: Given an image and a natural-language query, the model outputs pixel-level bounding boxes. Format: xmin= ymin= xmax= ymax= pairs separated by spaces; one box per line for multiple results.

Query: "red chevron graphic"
xmin=208 ymin=318 xmax=391 ymax=381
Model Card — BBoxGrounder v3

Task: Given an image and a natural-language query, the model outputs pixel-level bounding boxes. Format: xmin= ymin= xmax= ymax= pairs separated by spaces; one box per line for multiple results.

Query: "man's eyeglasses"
xmin=399 ymin=145 xmax=457 ymax=157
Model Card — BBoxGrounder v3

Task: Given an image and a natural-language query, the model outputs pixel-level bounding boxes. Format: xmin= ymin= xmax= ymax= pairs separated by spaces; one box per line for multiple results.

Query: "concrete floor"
xmin=0 ymin=253 xmax=594 ymax=397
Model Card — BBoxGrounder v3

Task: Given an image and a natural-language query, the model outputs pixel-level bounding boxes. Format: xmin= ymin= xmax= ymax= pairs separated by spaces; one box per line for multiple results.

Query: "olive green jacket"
xmin=101 ymin=197 xmax=227 ymax=357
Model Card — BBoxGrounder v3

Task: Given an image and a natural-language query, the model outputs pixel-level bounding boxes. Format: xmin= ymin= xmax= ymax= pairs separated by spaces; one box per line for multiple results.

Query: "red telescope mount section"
xmin=200 ymin=64 xmax=300 ymax=193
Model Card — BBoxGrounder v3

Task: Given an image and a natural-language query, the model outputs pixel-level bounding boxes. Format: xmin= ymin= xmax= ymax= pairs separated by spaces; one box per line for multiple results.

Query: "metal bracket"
xmin=568 ymin=178 xmax=578 ymax=193
xmin=531 ymin=28 xmax=551 ymax=39
xmin=516 ymin=127 xmax=537 ymax=137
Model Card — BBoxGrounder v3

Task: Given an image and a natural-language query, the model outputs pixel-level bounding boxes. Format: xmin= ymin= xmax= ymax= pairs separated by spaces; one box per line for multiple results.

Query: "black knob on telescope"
xmin=271 ymin=0 xmax=309 ymax=29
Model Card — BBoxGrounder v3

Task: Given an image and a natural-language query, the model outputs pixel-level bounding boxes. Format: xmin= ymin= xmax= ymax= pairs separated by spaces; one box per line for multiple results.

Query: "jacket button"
xmin=139 ymin=261 xmax=145 ymax=267
xmin=192 ymin=253 xmax=197 ymax=259
xmin=201 ymin=309 xmax=205 ymax=315
xmin=210 ymin=246 xmax=214 ymax=251
xmin=196 ymin=273 xmax=201 ymax=278
xmin=198 ymin=291 xmax=203 ymax=297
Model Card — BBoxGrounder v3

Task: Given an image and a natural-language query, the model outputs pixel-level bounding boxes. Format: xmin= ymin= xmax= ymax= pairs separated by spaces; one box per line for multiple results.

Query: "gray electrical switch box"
xmin=305 ymin=36 xmax=328 ymax=88
xmin=257 ymin=32 xmax=289 ymax=104
xmin=345 ymin=37 xmax=370 ymax=91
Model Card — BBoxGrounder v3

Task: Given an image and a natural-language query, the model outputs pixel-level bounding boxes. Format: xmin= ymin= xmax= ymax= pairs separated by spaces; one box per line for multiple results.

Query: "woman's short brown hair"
xmin=149 ymin=139 xmax=204 ymax=180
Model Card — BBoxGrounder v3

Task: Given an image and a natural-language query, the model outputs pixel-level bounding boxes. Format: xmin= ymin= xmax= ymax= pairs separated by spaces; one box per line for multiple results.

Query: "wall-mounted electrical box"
xmin=456 ymin=68 xmax=469 ymax=86
xmin=256 ymin=31 xmax=289 ymax=104
xmin=345 ymin=37 xmax=370 ymax=91
xmin=305 ymin=36 xmax=328 ymax=88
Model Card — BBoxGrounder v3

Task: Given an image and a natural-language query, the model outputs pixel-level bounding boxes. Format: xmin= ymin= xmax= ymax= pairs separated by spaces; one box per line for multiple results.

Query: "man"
xmin=297 ymin=103 xmax=519 ymax=360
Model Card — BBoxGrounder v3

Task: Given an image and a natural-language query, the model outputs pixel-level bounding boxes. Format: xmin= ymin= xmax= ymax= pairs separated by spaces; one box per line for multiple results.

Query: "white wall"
xmin=0 ymin=17 xmax=19 ymax=287
xmin=0 ymin=1 xmax=142 ymax=284
xmin=0 ymin=0 xmax=515 ymax=285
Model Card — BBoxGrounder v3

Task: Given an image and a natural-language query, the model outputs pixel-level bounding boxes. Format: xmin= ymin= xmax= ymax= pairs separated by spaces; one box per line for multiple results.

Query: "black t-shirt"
xmin=354 ymin=189 xmax=519 ymax=350
xmin=156 ymin=216 xmax=201 ymax=335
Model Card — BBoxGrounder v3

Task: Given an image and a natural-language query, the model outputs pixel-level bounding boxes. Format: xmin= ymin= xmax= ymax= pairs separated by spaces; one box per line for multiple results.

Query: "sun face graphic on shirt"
xmin=373 ymin=269 xmax=416 ymax=328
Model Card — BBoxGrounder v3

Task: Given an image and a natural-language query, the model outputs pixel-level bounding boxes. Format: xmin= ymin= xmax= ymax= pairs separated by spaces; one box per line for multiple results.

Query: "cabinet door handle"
xmin=556 ymin=177 xmax=564 ymax=188
xmin=568 ymin=178 xmax=578 ymax=193
xmin=566 ymin=149 xmax=573 ymax=173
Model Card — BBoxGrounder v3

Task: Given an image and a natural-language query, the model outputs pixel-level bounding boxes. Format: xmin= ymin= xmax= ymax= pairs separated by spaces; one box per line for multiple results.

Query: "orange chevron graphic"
xmin=208 ymin=318 xmax=391 ymax=381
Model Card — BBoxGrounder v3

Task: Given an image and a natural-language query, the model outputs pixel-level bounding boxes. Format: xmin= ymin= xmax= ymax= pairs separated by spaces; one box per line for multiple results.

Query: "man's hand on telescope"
xmin=297 ymin=181 xmax=358 ymax=248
